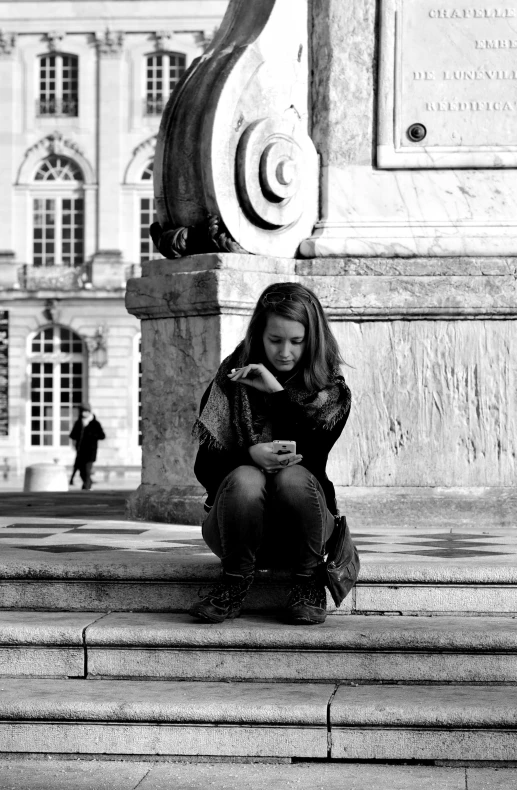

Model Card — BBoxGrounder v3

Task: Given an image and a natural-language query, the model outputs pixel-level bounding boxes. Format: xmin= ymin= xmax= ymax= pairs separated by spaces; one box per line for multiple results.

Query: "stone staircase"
xmin=0 ymin=490 xmax=515 ymax=785
xmin=0 ymin=569 xmax=516 ymax=765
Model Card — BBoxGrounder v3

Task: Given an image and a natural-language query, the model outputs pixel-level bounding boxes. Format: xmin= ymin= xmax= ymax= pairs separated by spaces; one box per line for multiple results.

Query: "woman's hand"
xmin=248 ymin=442 xmax=303 ymax=474
xmin=228 ymin=364 xmax=283 ymax=394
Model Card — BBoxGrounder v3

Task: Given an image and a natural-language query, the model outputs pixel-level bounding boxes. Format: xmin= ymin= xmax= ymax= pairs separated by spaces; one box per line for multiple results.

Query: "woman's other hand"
xmin=228 ymin=364 xmax=283 ymax=394
xmin=248 ymin=443 xmax=303 ymax=473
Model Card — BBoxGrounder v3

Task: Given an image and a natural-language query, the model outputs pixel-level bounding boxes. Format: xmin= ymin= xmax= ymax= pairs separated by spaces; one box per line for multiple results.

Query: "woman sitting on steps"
xmin=190 ymin=281 xmax=353 ymax=625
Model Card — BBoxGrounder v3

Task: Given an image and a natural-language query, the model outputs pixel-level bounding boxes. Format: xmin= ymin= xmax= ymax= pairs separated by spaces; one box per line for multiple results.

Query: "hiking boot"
xmin=284 ymin=573 xmax=327 ymax=625
xmin=189 ymin=571 xmax=254 ymax=623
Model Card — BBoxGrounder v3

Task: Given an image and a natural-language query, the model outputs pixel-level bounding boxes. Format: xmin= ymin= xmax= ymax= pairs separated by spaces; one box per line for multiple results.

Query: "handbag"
xmin=322 ymin=514 xmax=360 ymax=607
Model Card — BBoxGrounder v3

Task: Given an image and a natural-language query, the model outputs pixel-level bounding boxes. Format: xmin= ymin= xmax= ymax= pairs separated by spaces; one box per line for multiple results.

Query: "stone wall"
xmin=140 ymin=314 xmax=222 ymax=488
xmin=327 ymin=318 xmax=516 ymax=487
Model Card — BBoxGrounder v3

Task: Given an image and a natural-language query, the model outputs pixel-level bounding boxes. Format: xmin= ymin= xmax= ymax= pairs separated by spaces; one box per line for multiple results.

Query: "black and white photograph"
xmin=0 ymin=0 xmax=515 ymax=788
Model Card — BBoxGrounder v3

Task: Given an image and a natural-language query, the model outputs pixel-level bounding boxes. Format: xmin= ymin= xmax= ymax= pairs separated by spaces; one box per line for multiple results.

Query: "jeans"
xmin=202 ymin=464 xmax=336 ymax=576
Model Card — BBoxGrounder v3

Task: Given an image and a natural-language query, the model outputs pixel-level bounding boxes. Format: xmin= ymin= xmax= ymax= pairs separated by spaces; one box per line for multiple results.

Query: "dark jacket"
xmin=70 ymin=417 xmax=106 ymax=463
xmin=194 ymin=383 xmax=351 ymax=516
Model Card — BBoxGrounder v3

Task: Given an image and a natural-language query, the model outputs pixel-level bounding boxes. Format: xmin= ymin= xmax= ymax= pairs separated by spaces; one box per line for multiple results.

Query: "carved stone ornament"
xmin=154 ymin=0 xmax=318 ymax=258
xmin=150 ymin=215 xmax=245 ymax=258
xmin=46 ymin=31 xmax=65 ymax=52
xmin=95 ymin=29 xmax=124 ymax=56
xmin=42 ymin=299 xmax=60 ymax=324
xmin=0 ymin=31 xmax=16 ymax=57
xmin=26 ymin=131 xmax=84 ymax=159
xmin=153 ymin=31 xmax=173 ymax=51
xmin=133 ymin=135 xmax=157 ymax=159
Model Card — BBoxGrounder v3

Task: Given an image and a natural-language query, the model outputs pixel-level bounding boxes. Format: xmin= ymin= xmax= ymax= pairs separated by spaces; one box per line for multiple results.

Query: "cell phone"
xmin=273 ymin=440 xmax=296 ymax=455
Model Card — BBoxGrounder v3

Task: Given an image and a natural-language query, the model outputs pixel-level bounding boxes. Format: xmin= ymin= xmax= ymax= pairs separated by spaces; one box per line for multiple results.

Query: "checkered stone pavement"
xmin=0 ymin=518 xmax=515 ymax=562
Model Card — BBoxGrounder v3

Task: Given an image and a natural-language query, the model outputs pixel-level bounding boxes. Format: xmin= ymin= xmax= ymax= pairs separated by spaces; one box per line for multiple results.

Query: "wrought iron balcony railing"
xmin=36 ymin=97 xmax=79 ymax=117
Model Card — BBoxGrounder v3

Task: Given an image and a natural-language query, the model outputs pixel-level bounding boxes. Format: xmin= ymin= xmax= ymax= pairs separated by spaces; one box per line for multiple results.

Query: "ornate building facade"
xmin=0 ymin=0 xmax=227 ymax=483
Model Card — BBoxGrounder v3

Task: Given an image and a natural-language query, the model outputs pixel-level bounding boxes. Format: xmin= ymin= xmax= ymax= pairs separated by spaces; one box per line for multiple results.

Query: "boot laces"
xmin=288 ymin=576 xmax=325 ymax=608
xmin=202 ymin=580 xmax=231 ymax=604
xmin=198 ymin=575 xmax=253 ymax=608
xmin=229 ymin=574 xmax=254 ymax=607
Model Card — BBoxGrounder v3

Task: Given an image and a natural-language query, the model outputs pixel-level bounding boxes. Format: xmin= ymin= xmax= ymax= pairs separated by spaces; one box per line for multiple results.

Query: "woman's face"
xmin=262 ymin=314 xmax=306 ymax=373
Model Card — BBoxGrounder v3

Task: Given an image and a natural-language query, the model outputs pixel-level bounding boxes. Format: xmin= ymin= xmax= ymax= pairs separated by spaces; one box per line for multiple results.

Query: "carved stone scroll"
xmin=154 ymin=0 xmax=318 ymax=258
xmin=0 ymin=31 xmax=17 ymax=57
xmin=150 ymin=215 xmax=245 ymax=258
xmin=94 ymin=29 xmax=125 ymax=57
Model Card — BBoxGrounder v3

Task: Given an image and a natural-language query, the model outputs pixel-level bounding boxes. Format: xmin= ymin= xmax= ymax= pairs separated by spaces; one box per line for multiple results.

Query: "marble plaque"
xmin=378 ymin=0 xmax=517 ymax=167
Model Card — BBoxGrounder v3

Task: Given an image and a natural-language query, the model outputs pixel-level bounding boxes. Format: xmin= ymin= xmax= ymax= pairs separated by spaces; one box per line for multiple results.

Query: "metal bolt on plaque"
xmin=407 ymin=123 xmax=427 ymax=143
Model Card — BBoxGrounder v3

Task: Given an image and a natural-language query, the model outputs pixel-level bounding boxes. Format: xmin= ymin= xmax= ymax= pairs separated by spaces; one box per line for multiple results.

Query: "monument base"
xmin=127 ymin=484 xmax=517 ymax=528
xmin=126 ymin=484 xmax=205 ymax=526
xmin=126 ymin=253 xmax=516 ymax=509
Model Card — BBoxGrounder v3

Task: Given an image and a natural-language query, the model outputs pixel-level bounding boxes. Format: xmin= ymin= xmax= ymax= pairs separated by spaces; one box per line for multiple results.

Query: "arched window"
xmin=141 ymin=160 xmax=153 ymax=181
xmin=35 ymin=155 xmax=82 ymax=182
xmin=33 ymin=155 xmax=84 ymax=267
xmin=38 ymin=54 xmax=79 ymax=117
xmin=145 ymin=52 xmax=186 ymax=115
xmin=139 ymin=161 xmax=161 ymax=263
xmin=28 ymin=326 xmax=86 ymax=447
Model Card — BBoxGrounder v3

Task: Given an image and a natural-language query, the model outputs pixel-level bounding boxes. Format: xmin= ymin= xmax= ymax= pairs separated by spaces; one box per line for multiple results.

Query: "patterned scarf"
xmin=193 ymin=342 xmax=351 ymax=452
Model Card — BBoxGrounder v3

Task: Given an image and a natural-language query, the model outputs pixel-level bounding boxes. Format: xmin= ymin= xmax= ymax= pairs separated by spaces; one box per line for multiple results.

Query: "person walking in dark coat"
xmin=69 ymin=404 xmax=106 ymax=490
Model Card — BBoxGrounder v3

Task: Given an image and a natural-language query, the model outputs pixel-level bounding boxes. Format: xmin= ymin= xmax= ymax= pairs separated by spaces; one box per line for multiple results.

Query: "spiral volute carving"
xmin=236 ymin=118 xmax=313 ymax=230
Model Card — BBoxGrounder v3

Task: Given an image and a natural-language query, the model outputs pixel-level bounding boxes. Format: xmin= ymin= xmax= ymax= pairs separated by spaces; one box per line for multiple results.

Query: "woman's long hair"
xmin=243 ymin=282 xmax=344 ymax=392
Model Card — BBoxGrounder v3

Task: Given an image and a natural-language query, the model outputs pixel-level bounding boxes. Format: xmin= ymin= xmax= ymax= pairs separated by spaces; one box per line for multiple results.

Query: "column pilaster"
xmin=95 ymin=30 xmax=124 ymax=256
xmin=0 ymin=32 xmax=17 ymax=260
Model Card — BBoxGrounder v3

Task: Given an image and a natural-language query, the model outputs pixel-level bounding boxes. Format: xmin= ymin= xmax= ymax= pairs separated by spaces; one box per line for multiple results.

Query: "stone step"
xmin=0 ymin=679 xmax=515 ymax=761
xmin=1 ymin=611 xmax=516 ymax=683
xmin=0 ymin=611 xmax=93 ymax=679
xmin=2 ymin=512 xmax=516 ymax=615
xmin=86 ymin=612 xmax=517 ymax=683
xmin=0 ymin=567 xmax=516 ymax=615
xmin=329 ymin=684 xmax=517 ymax=762
xmin=0 ymin=758 xmax=514 ymax=790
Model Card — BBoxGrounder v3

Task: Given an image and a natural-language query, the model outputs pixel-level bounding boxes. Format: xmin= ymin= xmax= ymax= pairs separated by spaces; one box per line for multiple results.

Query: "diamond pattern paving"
xmin=0 ymin=519 xmax=515 ymax=562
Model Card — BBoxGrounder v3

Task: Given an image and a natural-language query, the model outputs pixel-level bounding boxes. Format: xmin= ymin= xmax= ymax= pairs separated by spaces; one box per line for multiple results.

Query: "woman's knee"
xmin=224 ymin=465 xmax=267 ymax=499
xmin=271 ymin=464 xmax=313 ymax=503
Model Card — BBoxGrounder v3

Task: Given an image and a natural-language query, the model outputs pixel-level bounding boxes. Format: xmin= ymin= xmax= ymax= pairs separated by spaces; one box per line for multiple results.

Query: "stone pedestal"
xmin=126 ymin=253 xmax=517 ymax=523
xmin=126 ymin=0 xmax=517 ymax=523
xmin=126 ymin=254 xmax=296 ymax=523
